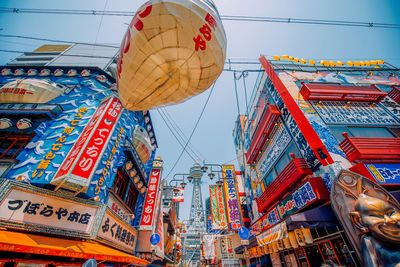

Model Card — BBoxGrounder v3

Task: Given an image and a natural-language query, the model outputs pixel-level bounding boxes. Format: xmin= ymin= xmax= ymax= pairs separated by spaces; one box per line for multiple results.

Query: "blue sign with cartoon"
xmin=365 ymin=163 xmax=400 ymax=184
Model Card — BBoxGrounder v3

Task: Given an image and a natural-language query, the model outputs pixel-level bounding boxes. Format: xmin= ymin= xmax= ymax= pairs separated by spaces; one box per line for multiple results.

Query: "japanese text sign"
xmin=222 ymin=165 xmax=242 ymax=230
xmin=98 ymin=210 xmax=138 ymax=253
xmin=0 ymin=188 xmax=98 ymax=234
xmin=209 ymin=185 xmax=228 ymax=230
xmin=172 ymin=187 xmax=184 ymax=203
xmin=139 ymin=168 xmax=161 ymax=228
xmin=366 ymin=163 xmax=400 ymax=184
xmin=52 ymin=97 xmax=123 ymax=191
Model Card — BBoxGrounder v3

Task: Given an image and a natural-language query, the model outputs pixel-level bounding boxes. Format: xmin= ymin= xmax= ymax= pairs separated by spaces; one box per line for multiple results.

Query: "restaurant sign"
xmin=252 ymin=178 xmax=329 ymax=234
xmin=209 ymin=185 xmax=228 ymax=230
xmin=222 ymin=165 xmax=242 ymax=230
xmin=52 ymin=96 xmax=123 ymax=192
xmin=0 ymin=187 xmax=98 ymax=237
xmin=97 ymin=210 xmax=138 ymax=253
xmin=365 ymin=163 xmax=400 ymax=185
xmin=139 ymin=167 xmax=162 ymax=229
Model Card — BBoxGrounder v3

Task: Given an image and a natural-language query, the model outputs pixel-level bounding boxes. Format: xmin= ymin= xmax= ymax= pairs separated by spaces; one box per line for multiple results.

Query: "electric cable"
xmin=156 ymin=108 xmax=197 ymax=162
xmin=1 ymin=7 xmax=399 ymax=29
xmin=164 ymin=81 xmax=217 ymax=179
xmin=161 ymin=107 xmax=209 ymax=162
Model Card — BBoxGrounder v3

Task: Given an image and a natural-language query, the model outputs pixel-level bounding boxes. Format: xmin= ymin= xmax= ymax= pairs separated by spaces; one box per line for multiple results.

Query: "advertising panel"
xmin=52 ymin=96 xmax=124 ymax=192
xmin=222 ymin=165 xmax=242 ymax=230
xmin=253 ymin=178 xmax=329 ymax=233
xmin=365 ymin=163 xmax=400 ymax=184
xmin=209 ymin=185 xmax=228 ymax=230
xmin=97 ymin=210 xmax=138 ymax=254
xmin=203 ymin=235 xmax=216 ymax=260
xmin=153 ymin=192 xmax=164 ymax=259
xmin=172 ymin=187 xmax=184 ymax=202
xmin=140 ymin=168 xmax=162 ymax=229
xmin=0 ymin=187 xmax=98 ymax=235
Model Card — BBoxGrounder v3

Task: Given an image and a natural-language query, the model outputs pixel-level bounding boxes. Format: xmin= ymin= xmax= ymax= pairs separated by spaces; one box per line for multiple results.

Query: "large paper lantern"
xmin=117 ymin=0 xmax=227 ymax=111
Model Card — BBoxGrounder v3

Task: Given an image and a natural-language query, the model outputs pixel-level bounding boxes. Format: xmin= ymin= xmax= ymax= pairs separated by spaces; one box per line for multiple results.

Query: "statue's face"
xmin=356 ymin=195 xmax=400 ymax=244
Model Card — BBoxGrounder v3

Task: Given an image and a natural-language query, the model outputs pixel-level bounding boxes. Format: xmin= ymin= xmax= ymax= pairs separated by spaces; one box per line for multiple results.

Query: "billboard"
xmin=209 ymin=185 xmax=228 ymax=230
xmin=140 ymin=168 xmax=162 ymax=229
xmin=172 ymin=187 xmax=184 ymax=202
xmin=222 ymin=165 xmax=242 ymax=230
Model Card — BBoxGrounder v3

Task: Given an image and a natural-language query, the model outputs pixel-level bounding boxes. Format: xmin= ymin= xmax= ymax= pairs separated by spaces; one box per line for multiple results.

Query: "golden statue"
xmin=331 ymin=170 xmax=400 ymax=267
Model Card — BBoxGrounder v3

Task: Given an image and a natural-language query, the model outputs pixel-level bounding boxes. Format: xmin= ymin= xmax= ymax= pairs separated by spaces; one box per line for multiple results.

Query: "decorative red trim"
xmin=259 ymin=56 xmax=333 ymax=166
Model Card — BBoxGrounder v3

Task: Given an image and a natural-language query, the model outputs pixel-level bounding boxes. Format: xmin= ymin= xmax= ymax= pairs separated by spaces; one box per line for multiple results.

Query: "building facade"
xmin=233 ymin=57 xmax=400 ymax=266
xmin=0 ymin=45 xmax=163 ymax=266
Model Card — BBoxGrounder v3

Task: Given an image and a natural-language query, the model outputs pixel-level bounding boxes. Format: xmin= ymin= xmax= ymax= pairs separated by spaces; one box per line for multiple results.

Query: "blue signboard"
xmin=150 ymin=233 xmax=161 ymax=245
xmin=238 ymin=227 xmax=250 ymax=240
xmin=365 ymin=163 xmax=400 ymax=184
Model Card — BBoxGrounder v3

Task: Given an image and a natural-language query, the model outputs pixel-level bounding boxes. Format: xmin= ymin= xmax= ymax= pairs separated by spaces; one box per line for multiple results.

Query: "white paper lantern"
xmin=117 ymin=0 xmax=227 ymax=111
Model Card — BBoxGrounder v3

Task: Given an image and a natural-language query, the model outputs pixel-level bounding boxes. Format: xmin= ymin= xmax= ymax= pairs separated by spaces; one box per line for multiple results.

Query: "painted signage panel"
xmin=139 ymin=168 xmax=161 ymax=228
xmin=312 ymin=101 xmax=399 ymax=126
xmin=153 ymin=192 xmax=164 ymax=259
xmin=107 ymin=193 xmax=132 ymax=224
xmin=97 ymin=210 xmax=138 ymax=253
xmin=209 ymin=185 xmax=228 ymax=230
xmin=71 ymin=97 xmax=123 ymax=179
xmin=365 ymin=163 xmax=400 ymax=184
xmin=54 ymin=98 xmax=111 ymax=180
xmin=222 ymin=165 xmax=242 ymax=230
xmin=251 ymin=178 xmax=329 ymax=235
xmin=172 ymin=187 xmax=184 ymax=202
xmin=53 ymin=97 xmax=124 ymax=192
xmin=0 ymin=187 xmax=98 ymax=234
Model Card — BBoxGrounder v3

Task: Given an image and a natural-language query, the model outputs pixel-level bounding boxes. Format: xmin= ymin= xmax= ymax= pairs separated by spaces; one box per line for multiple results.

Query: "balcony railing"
xmin=340 ymin=132 xmax=400 ymax=162
xmin=256 ymin=154 xmax=313 ymax=213
xmin=388 ymin=85 xmax=400 ymax=104
xmin=245 ymin=105 xmax=280 ymax=164
xmin=300 ymin=83 xmax=387 ymax=102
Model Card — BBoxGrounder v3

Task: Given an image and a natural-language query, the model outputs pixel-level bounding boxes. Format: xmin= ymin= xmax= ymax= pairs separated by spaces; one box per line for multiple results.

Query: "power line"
xmin=1 ymin=7 xmax=400 ymax=29
xmin=161 ymin=107 xmax=209 ymax=162
xmin=156 ymin=108 xmax=197 ymax=162
xmin=164 ymin=81 xmax=217 ymax=179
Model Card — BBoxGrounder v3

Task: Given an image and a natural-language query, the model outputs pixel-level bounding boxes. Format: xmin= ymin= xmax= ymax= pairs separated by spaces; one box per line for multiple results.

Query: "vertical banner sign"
xmin=52 ymin=96 xmax=123 ymax=190
xmin=172 ymin=187 xmax=184 ymax=202
xmin=222 ymin=165 xmax=242 ymax=230
xmin=154 ymin=192 xmax=165 ymax=258
xmin=139 ymin=168 xmax=162 ymax=229
xmin=209 ymin=185 xmax=228 ymax=230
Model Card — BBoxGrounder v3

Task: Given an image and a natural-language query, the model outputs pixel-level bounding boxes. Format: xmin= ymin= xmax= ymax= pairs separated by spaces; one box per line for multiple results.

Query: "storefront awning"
xmin=285 ymin=204 xmax=338 ymax=231
xmin=0 ymin=230 xmax=149 ymax=265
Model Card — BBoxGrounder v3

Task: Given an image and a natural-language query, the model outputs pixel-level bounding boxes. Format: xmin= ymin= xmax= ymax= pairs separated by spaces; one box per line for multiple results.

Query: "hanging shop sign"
xmin=252 ymin=177 xmax=329 ymax=234
xmin=220 ymin=236 xmax=234 ymax=259
xmin=209 ymin=185 xmax=228 ymax=230
xmin=257 ymin=221 xmax=288 ymax=246
xmin=222 ymin=165 xmax=242 ymax=230
xmin=0 ymin=187 xmax=98 ymax=237
xmin=52 ymin=96 xmax=124 ymax=192
xmin=97 ymin=209 xmax=138 ymax=254
xmin=203 ymin=235 xmax=216 ymax=260
xmin=365 ymin=163 xmax=400 ymax=185
xmin=139 ymin=167 xmax=162 ymax=229
xmin=153 ymin=193 xmax=164 ymax=259
xmin=172 ymin=187 xmax=184 ymax=202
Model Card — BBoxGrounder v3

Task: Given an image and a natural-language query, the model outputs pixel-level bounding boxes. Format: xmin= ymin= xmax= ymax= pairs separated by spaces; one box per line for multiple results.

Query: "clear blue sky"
xmin=1 ymin=0 xmax=400 ymax=221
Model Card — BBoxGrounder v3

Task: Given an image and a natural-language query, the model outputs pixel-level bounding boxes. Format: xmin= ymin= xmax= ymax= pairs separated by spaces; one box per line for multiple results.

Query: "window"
xmin=330 ymin=126 xmax=396 ymax=142
xmin=111 ymin=168 xmax=129 ymax=199
xmin=125 ymin=183 xmax=139 ymax=211
xmin=262 ymin=142 xmax=301 ymax=189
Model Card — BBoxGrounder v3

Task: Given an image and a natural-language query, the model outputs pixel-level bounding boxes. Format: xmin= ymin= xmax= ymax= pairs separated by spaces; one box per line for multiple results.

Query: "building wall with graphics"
xmin=0 ymin=66 xmax=158 ymax=226
xmin=234 ymin=60 xmax=400 ymax=240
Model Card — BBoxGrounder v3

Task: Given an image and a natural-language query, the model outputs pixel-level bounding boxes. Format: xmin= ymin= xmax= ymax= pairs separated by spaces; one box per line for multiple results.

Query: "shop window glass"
xmin=0 ymin=134 xmax=35 ymax=160
xmin=275 ymin=153 xmax=291 ymax=175
xmin=318 ymin=241 xmax=340 ymax=265
xmin=330 ymin=238 xmax=357 ymax=267
xmin=294 ymin=248 xmax=309 ymax=267
xmin=329 ymin=126 xmax=348 ymax=142
xmin=348 ymin=127 xmax=394 ymax=138
xmin=304 ymin=245 xmax=325 ymax=267
xmin=286 ymin=142 xmax=301 ymax=158
xmin=263 ymin=169 xmax=276 ymax=188
xmin=125 ymin=183 xmax=139 ymax=211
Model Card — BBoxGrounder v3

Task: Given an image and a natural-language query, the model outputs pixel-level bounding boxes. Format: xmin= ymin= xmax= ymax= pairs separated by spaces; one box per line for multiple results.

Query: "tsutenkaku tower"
xmin=188 ymin=163 xmax=206 ymax=233
xmin=182 ymin=163 xmax=207 ymax=267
